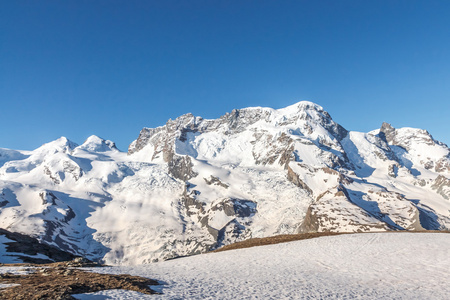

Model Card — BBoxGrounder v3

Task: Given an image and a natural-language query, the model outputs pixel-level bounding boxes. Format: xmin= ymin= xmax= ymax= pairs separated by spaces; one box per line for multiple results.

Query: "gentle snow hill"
xmin=0 ymin=101 xmax=450 ymax=265
xmin=73 ymin=232 xmax=450 ymax=299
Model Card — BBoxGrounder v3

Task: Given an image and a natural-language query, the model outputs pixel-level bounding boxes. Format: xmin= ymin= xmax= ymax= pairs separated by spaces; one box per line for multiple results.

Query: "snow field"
xmin=75 ymin=233 xmax=450 ymax=299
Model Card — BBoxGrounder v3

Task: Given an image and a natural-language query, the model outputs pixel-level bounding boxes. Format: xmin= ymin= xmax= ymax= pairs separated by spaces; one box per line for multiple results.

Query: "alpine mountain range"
xmin=0 ymin=101 xmax=449 ymax=265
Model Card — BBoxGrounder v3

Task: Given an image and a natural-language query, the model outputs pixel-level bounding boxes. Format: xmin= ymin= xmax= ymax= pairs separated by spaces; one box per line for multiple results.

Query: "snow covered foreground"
xmin=74 ymin=233 xmax=450 ymax=299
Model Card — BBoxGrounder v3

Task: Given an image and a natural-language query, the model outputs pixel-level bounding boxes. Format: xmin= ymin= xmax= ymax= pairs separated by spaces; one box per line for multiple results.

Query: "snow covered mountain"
xmin=0 ymin=101 xmax=449 ymax=265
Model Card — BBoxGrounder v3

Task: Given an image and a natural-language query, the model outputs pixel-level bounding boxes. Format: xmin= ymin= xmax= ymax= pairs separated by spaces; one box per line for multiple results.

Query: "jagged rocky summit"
xmin=0 ymin=101 xmax=449 ymax=265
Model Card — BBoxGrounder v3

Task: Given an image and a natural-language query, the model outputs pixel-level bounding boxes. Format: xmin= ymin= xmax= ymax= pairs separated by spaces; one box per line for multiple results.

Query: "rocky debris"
xmin=177 ymin=185 xmax=220 ymax=250
xmin=421 ymin=159 xmax=435 ymax=170
xmin=51 ymin=257 xmax=101 ymax=268
xmin=0 ymin=266 xmax=159 ymax=299
xmin=432 ymin=175 xmax=450 ymax=200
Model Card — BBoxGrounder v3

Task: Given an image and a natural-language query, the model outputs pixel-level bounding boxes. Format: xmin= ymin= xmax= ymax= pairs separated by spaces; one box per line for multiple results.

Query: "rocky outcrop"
xmin=432 ymin=175 xmax=450 ymax=200
xmin=379 ymin=122 xmax=438 ymax=151
xmin=204 ymin=176 xmax=229 ymax=188
xmin=297 ymin=206 xmax=320 ymax=233
xmin=39 ymin=191 xmax=57 ymax=205
xmin=1 ymin=101 xmax=450 ymax=265
xmin=0 ymin=228 xmax=78 ymax=264
xmin=379 ymin=122 xmax=396 ymax=144
xmin=43 ymin=166 xmax=61 ymax=184
xmin=388 ymin=163 xmax=399 ymax=178
xmin=299 ymin=188 xmax=391 ymax=233
xmin=210 ymin=198 xmax=257 ymax=218
xmin=167 ymin=153 xmax=197 ymax=181
xmin=435 ymin=157 xmax=450 ymax=173
xmin=252 ymin=132 xmax=295 ymax=166
xmin=299 ymin=185 xmax=429 ymax=233
xmin=287 ymin=164 xmax=313 ymax=194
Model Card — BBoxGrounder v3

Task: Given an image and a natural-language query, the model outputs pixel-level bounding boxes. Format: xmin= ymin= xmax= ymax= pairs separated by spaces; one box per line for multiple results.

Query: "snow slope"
xmin=74 ymin=233 xmax=450 ymax=299
xmin=0 ymin=101 xmax=449 ymax=264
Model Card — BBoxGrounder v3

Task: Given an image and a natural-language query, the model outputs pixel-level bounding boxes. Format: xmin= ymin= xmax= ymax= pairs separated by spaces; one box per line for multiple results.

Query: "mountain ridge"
xmin=0 ymin=101 xmax=449 ymax=265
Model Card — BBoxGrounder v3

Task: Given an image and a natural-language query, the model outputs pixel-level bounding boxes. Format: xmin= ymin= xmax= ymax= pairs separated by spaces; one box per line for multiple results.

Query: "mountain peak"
xmin=36 ymin=136 xmax=78 ymax=154
xmin=1 ymin=101 xmax=450 ymax=266
xmin=77 ymin=135 xmax=117 ymax=152
xmin=379 ymin=122 xmax=396 ymax=143
xmin=284 ymin=101 xmax=324 ymax=112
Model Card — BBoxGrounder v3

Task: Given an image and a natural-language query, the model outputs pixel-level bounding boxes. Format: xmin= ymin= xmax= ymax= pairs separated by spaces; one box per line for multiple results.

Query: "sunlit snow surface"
xmin=73 ymin=233 xmax=450 ymax=299
xmin=1 ymin=102 xmax=450 ymax=264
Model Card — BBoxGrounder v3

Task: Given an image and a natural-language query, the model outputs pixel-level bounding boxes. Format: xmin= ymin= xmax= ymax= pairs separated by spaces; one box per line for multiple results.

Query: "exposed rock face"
xmin=299 ymin=186 xmax=426 ymax=233
xmin=39 ymin=191 xmax=57 ymax=205
xmin=167 ymin=153 xmax=197 ymax=181
xmin=379 ymin=122 xmax=397 ymax=145
xmin=299 ymin=186 xmax=391 ymax=233
xmin=432 ymin=175 xmax=450 ymax=200
xmin=287 ymin=164 xmax=313 ymax=194
xmin=435 ymin=157 xmax=450 ymax=173
xmin=252 ymin=132 xmax=295 ymax=166
xmin=379 ymin=122 xmax=442 ymax=151
xmin=179 ymin=180 xmax=257 ymax=251
xmin=204 ymin=176 xmax=229 ymax=188
xmin=377 ymin=123 xmax=450 ymax=174
xmin=210 ymin=198 xmax=257 ymax=218
xmin=0 ymin=228 xmax=78 ymax=264
xmin=388 ymin=163 xmax=399 ymax=178
xmin=0 ymin=101 xmax=449 ymax=265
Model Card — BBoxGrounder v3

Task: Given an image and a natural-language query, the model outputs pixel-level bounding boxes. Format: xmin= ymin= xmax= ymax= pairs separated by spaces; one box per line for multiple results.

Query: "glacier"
xmin=0 ymin=101 xmax=449 ymax=265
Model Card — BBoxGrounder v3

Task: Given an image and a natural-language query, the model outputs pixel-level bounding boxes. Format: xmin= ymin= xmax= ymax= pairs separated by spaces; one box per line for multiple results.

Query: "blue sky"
xmin=1 ymin=0 xmax=450 ymax=151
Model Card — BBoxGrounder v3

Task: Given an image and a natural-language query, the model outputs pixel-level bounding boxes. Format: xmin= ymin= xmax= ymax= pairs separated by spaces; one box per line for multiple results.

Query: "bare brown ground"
xmin=213 ymin=230 xmax=450 ymax=253
xmin=0 ymin=266 xmax=159 ymax=300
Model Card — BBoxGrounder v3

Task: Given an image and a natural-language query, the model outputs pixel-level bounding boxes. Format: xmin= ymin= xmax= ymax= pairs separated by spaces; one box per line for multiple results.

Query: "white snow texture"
xmin=73 ymin=233 xmax=450 ymax=299
xmin=0 ymin=101 xmax=449 ymax=265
